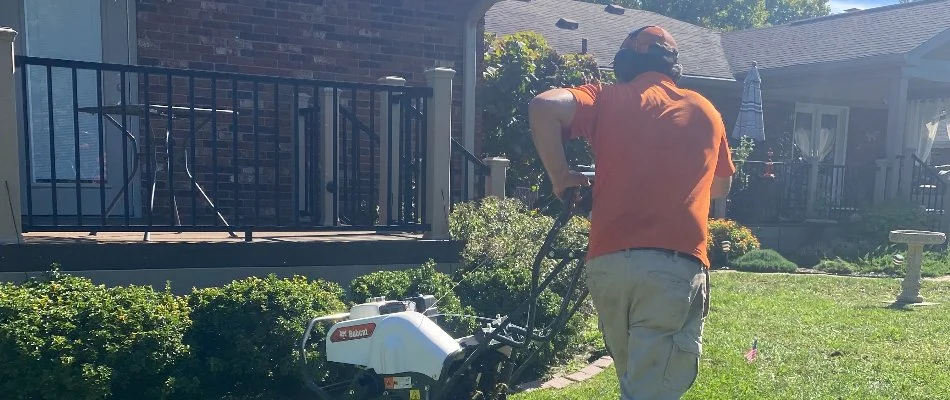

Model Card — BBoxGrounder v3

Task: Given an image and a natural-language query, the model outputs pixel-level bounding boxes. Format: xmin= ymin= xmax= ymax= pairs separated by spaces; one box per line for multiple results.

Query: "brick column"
xmin=378 ymin=76 xmax=405 ymax=224
xmin=423 ymin=68 xmax=455 ymax=240
xmin=0 ymin=28 xmax=21 ymax=244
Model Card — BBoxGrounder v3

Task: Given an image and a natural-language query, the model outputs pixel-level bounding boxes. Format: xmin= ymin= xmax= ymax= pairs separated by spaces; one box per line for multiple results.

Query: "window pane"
xmin=24 ymin=0 xmax=106 ymax=184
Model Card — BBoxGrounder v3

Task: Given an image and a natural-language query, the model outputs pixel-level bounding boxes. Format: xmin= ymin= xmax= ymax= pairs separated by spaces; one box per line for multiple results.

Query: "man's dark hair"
xmin=612 ymin=46 xmax=683 ymax=84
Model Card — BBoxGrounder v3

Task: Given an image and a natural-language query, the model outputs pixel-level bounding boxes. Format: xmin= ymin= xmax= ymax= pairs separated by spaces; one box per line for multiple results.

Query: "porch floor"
xmin=19 ymin=231 xmax=423 ymax=245
xmin=2 ymin=230 xmax=463 ymax=274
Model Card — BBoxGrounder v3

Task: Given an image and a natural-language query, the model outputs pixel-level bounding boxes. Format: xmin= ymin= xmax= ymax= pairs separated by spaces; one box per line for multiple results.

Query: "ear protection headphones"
xmin=612 ymin=26 xmax=683 ymax=84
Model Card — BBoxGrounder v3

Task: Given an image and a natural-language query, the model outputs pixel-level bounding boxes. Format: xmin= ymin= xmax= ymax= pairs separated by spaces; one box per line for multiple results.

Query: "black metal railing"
xmin=391 ymin=93 xmax=428 ymax=225
xmin=726 ymin=160 xmax=810 ymax=223
xmin=15 ymin=56 xmax=432 ymax=238
xmin=911 ymin=155 xmax=947 ymax=232
xmin=812 ymin=163 xmax=877 ymax=221
xmin=450 ymin=137 xmax=489 ymax=206
xmin=727 ymin=160 xmax=878 ymax=224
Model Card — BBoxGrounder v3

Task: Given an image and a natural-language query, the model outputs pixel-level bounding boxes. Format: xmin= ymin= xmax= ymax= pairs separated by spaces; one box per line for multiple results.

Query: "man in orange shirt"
xmin=528 ymin=26 xmax=735 ymax=399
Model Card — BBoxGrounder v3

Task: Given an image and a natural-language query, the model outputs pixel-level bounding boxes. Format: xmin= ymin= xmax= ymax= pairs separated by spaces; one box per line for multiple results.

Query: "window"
xmin=23 ymin=0 xmax=106 ymax=184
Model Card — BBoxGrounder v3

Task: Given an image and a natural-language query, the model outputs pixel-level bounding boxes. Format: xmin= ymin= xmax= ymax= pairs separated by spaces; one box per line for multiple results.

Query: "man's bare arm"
xmin=711 ymin=175 xmax=732 ymax=199
xmin=529 ymin=88 xmax=578 ymax=187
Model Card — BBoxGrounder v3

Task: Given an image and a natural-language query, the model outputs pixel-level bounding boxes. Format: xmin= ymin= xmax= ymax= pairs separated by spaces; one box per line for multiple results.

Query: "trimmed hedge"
xmin=455 ymin=265 xmax=590 ymax=381
xmin=732 ymin=249 xmax=798 ymax=273
xmin=814 ymin=258 xmax=857 ymax=275
xmin=449 ymin=197 xmax=594 ymax=381
xmin=347 ymin=260 xmax=478 ymax=338
xmin=0 ymin=270 xmax=191 ymax=400
xmin=179 ymin=275 xmax=348 ymax=400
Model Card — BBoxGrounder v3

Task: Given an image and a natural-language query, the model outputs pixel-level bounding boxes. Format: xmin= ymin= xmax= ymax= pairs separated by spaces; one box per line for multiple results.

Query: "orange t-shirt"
xmin=565 ymin=72 xmax=736 ymax=268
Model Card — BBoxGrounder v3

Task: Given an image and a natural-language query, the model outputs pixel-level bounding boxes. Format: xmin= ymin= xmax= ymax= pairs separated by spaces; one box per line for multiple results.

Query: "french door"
xmin=2 ymin=0 xmax=139 ymax=220
xmin=794 ymin=103 xmax=851 ymax=207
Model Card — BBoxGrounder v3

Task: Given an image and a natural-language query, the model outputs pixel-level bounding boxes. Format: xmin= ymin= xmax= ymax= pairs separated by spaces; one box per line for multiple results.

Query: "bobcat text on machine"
xmin=299 ymin=167 xmax=597 ymax=400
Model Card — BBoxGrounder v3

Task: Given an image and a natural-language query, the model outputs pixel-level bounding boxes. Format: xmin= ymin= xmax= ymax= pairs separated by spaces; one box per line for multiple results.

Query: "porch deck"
xmin=19 ymin=230 xmax=422 ymax=245
xmin=0 ymin=230 xmax=464 ymax=278
xmin=0 ymin=54 xmax=483 ymax=282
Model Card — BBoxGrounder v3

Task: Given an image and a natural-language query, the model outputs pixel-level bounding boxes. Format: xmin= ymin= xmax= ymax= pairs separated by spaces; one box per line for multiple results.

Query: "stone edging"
xmin=514 ymin=356 xmax=614 ymax=392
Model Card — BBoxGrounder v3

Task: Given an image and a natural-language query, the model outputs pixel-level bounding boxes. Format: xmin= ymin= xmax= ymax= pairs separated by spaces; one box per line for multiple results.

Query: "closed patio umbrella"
xmin=732 ymin=62 xmax=765 ymax=142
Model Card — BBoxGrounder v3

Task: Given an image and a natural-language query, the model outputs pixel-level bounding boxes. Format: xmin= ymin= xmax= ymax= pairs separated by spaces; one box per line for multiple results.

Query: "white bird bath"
xmin=888 ymin=230 xmax=946 ymax=305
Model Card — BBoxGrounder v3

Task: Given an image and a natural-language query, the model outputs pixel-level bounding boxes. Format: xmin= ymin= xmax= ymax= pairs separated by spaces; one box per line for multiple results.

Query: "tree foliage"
xmin=578 ymin=0 xmax=831 ymax=30
xmin=480 ymin=31 xmax=608 ymax=204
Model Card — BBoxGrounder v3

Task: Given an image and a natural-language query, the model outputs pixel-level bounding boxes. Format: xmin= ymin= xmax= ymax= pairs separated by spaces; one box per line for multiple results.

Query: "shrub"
xmin=454 ymin=265 xmax=590 ymax=382
xmin=181 ymin=275 xmax=347 ymax=400
xmin=845 ymin=199 xmax=929 ymax=249
xmin=814 ymin=258 xmax=856 ymax=275
xmin=921 ymin=250 xmax=950 ymax=278
xmin=481 ymin=31 xmax=604 ymax=200
xmin=449 ymin=197 xmax=593 ymax=381
xmin=851 ymin=247 xmax=950 ymax=278
xmin=0 ymin=269 xmax=191 ymax=400
xmin=731 ymin=249 xmax=798 ymax=273
xmin=708 ymin=219 xmax=761 ymax=268
xmin=347 ymin=260 xmax=478 ymax=338
xmin=449 ymin=197 xmax=590 ymax=275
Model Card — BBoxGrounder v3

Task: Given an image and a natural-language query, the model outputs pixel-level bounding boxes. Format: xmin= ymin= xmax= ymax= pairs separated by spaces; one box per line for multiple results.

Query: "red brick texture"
xmin=132 ymin=0 xmax=478 ymax=227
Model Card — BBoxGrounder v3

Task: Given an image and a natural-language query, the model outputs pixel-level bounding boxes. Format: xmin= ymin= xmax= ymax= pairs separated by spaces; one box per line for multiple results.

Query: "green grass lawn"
xmin=514 ymin=271 xmax=950 ymax=400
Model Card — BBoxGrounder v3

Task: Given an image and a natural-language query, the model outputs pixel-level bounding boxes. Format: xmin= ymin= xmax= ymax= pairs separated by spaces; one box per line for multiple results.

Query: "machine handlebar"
xmin=561 ymin=165 xmax=595 ymax=216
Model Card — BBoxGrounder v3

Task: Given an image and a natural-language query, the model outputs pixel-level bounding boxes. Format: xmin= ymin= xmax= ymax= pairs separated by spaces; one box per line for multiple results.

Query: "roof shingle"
xmin=484 ymin=0 xmax=950 ymax=80
xmin=721 ymin=0 xmax=950 ymax=72
xmin=483 ymin=0 xmax=735 ymax=80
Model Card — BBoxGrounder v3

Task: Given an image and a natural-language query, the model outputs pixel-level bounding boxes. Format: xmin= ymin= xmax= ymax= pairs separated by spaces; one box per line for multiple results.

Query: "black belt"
xmin=630 ymin=247 xmax=704 ymax=267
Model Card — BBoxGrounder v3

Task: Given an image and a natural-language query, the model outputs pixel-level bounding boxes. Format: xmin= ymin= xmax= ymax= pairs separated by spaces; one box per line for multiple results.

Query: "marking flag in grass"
xmin=745 ymin=338 xmax=758 ymax=363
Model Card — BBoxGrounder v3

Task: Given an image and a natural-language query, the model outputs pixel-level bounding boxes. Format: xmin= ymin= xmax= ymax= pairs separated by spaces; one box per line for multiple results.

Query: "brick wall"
xmin=133 ymin=0 xmax=472 ymax=226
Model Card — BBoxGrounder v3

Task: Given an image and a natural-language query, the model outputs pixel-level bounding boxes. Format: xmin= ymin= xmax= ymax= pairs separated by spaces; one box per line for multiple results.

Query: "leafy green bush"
xmin=455 ymin=264 xmax=589 ymax=382
xmin=845 ymin=199 xmax=928 ymax=250
xmin=0 ymin=269 xmax=191 ymax=400
xmin=449 ymin=197 xmax=593 ymax=380
xmin=347 ymin=260 xmax=478 ymax=338
xmin=481 ymin=31 xmax=606 ymax=200
xmin=814 ymin=258 xmax=857 ymax=275
xmin=708 ymin=218 xmax=761 ymax=268
xmin=851 ymin=247 xmax=950 ymax=278
xmin=921 ymin=250 xmax=950 ymax=278
xmin=181 ymin=275 xmax=347 ymax=400
xmin=449 ymin=197 xmax=590 ymax=275
xmin=731 ymin=249 xmax=798 ymax=273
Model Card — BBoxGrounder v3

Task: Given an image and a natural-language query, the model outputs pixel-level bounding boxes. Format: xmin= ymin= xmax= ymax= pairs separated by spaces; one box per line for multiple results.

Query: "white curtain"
xmin=794 ymin=125 xmax=835 ymax=162
xmin=905 ymin=98 xmax=950 ymax=163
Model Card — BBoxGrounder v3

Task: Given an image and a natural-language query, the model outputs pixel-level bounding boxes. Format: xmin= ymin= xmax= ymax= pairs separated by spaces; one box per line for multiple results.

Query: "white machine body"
xmin=325 ymin=298 xmax=462 ymax=381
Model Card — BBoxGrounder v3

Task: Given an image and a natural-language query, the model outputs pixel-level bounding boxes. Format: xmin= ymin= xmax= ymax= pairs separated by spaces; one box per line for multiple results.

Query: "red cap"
xmin=620 ymin=26 xmax=678 ymax=55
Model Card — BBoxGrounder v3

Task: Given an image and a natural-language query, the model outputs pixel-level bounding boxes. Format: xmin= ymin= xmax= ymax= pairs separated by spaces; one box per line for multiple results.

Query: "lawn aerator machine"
xmin=299 ymin=167 xmax=597 ymax=400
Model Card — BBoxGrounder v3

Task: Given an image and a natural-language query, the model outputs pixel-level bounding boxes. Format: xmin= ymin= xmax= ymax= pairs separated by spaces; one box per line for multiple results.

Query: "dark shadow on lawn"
xmin=883 ymin=302 xmax=918 ymax=311
xmin=852 ymin=303 xmax=917 ymax=312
